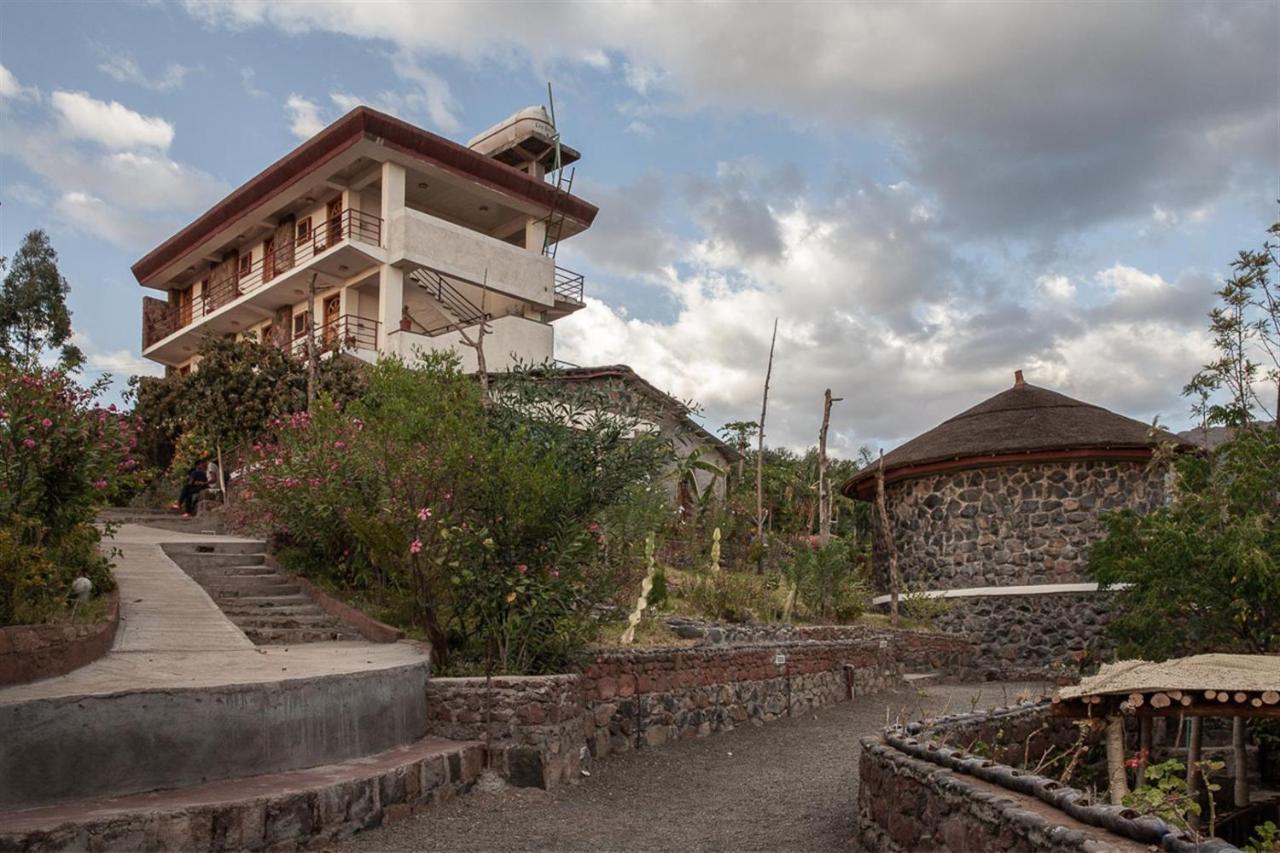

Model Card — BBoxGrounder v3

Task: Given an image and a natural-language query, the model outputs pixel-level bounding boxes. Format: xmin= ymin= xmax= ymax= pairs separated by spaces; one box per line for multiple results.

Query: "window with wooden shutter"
xmin=238 ymin=252 xmax=252 ymax=278
xmin=296 ymin=217 xmax=312 ymax=243
xmin=293 ymin=313 xmax=307 ymax=338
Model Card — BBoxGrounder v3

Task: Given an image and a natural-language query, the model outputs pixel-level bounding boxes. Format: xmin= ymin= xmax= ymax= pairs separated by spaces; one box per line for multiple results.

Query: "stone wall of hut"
xmin=871 ymin=458 xmax=1167 ymax=590
xmin=870 ymin=458 xmax=1167 ymax=675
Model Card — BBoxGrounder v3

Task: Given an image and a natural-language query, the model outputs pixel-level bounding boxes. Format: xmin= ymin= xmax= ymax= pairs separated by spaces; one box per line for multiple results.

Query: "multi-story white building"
xmin=135 ymin=105 xmax=597 ymax=374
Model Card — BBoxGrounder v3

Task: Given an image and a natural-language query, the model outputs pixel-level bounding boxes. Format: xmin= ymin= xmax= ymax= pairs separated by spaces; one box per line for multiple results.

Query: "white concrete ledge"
xmin=871 ymin=582 xmax=1129 ymax=605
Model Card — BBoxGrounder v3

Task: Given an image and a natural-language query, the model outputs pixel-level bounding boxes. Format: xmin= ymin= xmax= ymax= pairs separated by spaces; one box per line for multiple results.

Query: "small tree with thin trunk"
xmin=0 ymin=230 xmax=82 ymax=370
xmin=755 ymin=319 xmax=778 ymax=572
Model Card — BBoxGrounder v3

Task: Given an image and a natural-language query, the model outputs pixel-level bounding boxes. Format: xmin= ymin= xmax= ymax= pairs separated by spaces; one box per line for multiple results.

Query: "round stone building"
xmin=843 ymin=371 xmax=1188 ymax=678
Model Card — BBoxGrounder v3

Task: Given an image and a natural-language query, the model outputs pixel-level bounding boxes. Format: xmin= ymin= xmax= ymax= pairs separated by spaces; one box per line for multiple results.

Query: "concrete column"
xmin=525 ymin=217 xmax=547 ymax=254
xmin=380 ymin=162 xmax=406 ymax=232
xmin=378 ymin=264 xmax=404 ymax=356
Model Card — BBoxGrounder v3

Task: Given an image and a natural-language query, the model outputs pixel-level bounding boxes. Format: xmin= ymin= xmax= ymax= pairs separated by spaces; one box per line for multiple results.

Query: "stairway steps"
xmin=244 ymin=626 xmax=364 ymax=644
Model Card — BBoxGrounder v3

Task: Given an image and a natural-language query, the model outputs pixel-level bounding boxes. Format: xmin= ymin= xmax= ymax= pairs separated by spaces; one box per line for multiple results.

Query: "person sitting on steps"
xmin=177 ymin=458 xmax=209 ymax=518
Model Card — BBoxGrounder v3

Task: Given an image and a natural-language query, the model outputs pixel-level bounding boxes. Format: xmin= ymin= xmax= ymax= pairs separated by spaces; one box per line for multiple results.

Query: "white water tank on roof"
xmin=467 ymin=105 xmax=580 ymax=169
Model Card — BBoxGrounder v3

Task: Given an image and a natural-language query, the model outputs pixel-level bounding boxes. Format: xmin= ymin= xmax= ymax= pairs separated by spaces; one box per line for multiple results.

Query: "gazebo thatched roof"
xmin=843 ymin=371 xmax=1188 ymax=498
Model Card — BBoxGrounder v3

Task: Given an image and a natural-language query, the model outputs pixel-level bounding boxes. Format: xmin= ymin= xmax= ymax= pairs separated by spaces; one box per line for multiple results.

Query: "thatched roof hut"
xmin=842 ymin=371 xmax=1188 ymax=499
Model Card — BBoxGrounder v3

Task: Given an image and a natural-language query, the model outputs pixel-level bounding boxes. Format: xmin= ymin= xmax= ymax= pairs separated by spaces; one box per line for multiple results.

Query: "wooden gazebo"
xmin=1053 ymin=654 xmax=1280 ymax=812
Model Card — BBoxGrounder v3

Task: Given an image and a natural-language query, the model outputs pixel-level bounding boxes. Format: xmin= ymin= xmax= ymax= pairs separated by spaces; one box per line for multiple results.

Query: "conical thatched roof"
xmin=843 ymin=371 xmax=1187 ymax=498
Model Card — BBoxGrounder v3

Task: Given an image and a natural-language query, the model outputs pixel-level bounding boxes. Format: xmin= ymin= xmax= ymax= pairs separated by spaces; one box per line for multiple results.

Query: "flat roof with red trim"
xmin=131 ymin=106 xmax=598 ymax=286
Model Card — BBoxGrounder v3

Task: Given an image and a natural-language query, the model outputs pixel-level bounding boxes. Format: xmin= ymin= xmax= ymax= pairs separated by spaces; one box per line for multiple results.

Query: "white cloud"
xmin=99 ymin=53 xmax=195 ymax=91
xmin=70 ymin=332 xmax=163 ymax=379
xmin=51 ymin=91 xmax=174 ymax=150
xmin=179 ymin=0 xmax=1276 ymax=236
xmin=284 ymin=94 xmax=324 ymax=140
xmin=54 ymin=191 xmax=169 ymax=249
xmin=557 ymin=178 xmax=1220 ymax=453
xmin=0 ymin=63 xmax=39 ymax=101
xmin=240 ymin=66 xmax=266 ymax=98
xmin=1038 ymin=274 xmax=1076 ymax=301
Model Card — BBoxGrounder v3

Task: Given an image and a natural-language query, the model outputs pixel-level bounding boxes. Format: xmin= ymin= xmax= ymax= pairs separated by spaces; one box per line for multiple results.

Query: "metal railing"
xmin=554 ymin=266 xmax=585 ymax=303
xmin=202 ymin=209 xmax=382 ymax=313
xmin=290 ymin=314 xmax=380 ymax=357
xmin=408 ymin=268 xmax=490 ymax=336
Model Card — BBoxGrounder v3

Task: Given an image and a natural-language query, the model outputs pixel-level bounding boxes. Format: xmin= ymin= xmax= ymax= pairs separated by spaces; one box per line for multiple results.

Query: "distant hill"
xmin=1177 ymin=422 xmax=1276 ymax=450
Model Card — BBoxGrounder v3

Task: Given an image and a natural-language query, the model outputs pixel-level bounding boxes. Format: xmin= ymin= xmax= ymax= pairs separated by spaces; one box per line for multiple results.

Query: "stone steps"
xmin=0 ymin=735 xmax=477 ymax=851
xmin=160 ymin=543 xmax=364 ymax=646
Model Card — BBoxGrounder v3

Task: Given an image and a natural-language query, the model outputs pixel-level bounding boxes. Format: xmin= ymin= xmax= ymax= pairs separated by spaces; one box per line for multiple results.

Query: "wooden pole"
xmin=1106 ymin=716 xmax=1129 ymax=804
xmin=754 ymin=319 xmax=778 ymax=573
xmin=1186 ymin=716 xmax=1203 ymax=830
xmin=1137 ymin=716 xmax=1151 ymax=787
xmin=305 ymin=272 xmax=319 ymax=410
xmin=817 ymin=388 xmax=842 ymax=546
xmin=875 ymin=451 xmax=900 ymax=626
xmin=1233 ymin=716 xmax=1249 ymax=808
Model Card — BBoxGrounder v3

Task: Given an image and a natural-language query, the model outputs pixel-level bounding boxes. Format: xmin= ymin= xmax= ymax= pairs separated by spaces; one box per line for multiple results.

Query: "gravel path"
xmin=337 ymin=681 xmax=1049 ymax=852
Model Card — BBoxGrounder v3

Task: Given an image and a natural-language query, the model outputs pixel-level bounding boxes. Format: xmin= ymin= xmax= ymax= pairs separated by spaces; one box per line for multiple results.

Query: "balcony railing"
xmin=202 ymin=209 xmax=382 ymax=313
xmin=554 ymin=266 xmax=584 ymax=303
xmin=290 ymin=314 xmax=380 ymax=358
xmin=142 ymin=298 xmax=180 ymax=350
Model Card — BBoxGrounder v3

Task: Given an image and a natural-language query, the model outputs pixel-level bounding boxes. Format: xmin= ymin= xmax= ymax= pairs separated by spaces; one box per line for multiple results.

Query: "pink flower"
xmin=108 ymin=404 xmax=117 ymax=412
xmin=92 ymin=479 xmax=108 ymax=490
xmin=22 ymin=437 xmax=36 ymax=449
xmin=516 ymin=564 xmax=528 ymax=574
xmin=410 ymin=538 xmax=423 ymax=555
xmin=333 ymin=440 xmax=346 ymax=450
xmin=41 ymin=418 xmax=53 ymax=429
xmin=417 ymin=507 xmax=432 ymax=521
xmin=550 ymin=569 xmax=560 ymax=578
xmin=352 ymin=417 xmax=365 ymax=431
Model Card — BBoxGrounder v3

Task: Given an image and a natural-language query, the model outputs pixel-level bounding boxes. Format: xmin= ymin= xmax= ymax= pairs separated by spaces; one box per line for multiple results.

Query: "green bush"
xmin=240 ymin=354 xmax=669 ymax=674
xmin=781 ymin=537 xmax=869 ymax=622
xmin=0 ymin=363 xmax=138 ymax=625
xmin=685 ymin=570 xmax=787 ymax=623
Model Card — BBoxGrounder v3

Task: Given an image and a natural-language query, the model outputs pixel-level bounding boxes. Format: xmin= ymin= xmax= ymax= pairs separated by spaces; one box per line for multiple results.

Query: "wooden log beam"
xmin=1106 ymin=716 xmax=1129 ymax=805
xmin=1233 ymin=716 xmax=1249 ymax=808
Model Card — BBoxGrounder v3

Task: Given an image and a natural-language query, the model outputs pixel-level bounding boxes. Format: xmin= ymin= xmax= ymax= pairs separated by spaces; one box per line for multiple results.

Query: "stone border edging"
xmin=869 ymin=703 xmax=1239 ymax=853
xmin=0 ymin=589 xmax=120 ymax=687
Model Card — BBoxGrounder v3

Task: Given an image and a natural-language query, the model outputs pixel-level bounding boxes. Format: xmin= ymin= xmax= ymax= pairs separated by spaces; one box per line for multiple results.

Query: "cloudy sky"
xmin=0 ymin=1 xmax=1276 ymax=455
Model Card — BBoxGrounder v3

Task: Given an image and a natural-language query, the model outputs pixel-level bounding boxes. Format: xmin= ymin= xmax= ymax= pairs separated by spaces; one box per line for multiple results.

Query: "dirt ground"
xmin=335 ymin=681 xmax=1049 ymax=853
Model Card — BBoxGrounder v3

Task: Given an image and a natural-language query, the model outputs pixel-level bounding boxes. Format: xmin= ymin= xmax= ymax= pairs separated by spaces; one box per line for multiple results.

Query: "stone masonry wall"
xmin=426 ymin=637 xmax=905 ymax=789
xmin=858 ymin=704 xmax=1238 ymax=853
xmin=872 ymin=459 xmax=1166 ymax=590
xmin=933 ymin=591 xmax=1114 ymax=679
xmin=426 ymin=675 xmax=586 ymax=790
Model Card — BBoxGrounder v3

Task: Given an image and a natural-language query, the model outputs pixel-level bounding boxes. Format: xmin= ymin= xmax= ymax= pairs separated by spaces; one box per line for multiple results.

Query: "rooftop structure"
xmin=135 ymin=105 xmax=597 ymax=374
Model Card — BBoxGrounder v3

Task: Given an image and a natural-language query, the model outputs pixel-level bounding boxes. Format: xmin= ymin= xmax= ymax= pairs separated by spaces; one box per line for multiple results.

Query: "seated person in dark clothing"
xmin=178 ymin=459 xmax=209 ymax=517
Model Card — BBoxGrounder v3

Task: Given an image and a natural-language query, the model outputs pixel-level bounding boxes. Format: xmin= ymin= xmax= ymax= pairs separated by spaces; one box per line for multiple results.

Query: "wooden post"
xmin=817 ymin=388 xmax=842 ymax=546
xmin=1186 ymin=716 xmax=1203 ymax=830
xmin=305 ymin=272 xmax=319 ymax=409
xmin=1233 ymin=716 xmax=1249 ymax=808
xmin=754 ymin=319 xmax=778 ymax=573
xmin=1137 ymin=717 xmax=1152 ymax=787
xmin=875 ymin=451 xmax=900 ymax=626
xmin=1106 ymin=716 xmax=1129 ymax=804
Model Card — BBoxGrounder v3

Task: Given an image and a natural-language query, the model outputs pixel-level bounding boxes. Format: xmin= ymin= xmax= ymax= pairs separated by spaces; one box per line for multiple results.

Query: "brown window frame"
xmin=238 ymin=252 xmax=252 ymax=278
xmin=292 ymin=313 xmax=307 ymax=338
xmin=296 ymin=217 xmax=312 ymax=244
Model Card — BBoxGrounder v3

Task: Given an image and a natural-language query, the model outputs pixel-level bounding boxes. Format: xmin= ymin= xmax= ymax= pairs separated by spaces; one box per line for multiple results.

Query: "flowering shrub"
xmin=0 ymin=362 xmax=147 ymax=624
xmin=240 ymin=354 xmax=654 ymax=673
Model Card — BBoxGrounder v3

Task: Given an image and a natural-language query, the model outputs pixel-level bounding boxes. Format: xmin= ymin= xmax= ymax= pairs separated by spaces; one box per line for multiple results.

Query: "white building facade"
xmin=135 ymin=106 xmax=596 ymax=374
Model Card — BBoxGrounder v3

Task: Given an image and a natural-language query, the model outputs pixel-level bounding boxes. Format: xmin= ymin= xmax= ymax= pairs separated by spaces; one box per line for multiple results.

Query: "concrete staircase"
xmin=161 ymin=541 xmax=363 ymax=645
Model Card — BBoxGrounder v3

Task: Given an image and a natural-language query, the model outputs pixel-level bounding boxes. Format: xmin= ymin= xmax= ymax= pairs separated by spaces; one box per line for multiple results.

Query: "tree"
xmin=1089 ymin=224 xmax=1280 ymax=659
xmin=1184 ymin=222 xmax=1280 ymax=430
xmin=0 ymin=230 xmax=82 ymax=369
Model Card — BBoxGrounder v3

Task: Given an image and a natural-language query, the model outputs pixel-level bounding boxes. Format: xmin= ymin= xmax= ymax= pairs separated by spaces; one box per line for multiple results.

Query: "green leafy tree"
xmin=0 ymin=230 xmax=82 ymax=369
xmin=1090 ymin=224 xmax=1280 ymax=658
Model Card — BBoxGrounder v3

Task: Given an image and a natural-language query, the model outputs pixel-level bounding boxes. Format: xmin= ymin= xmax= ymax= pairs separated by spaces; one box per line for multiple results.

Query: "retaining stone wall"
xmin=858 ymin=704 xmax=1239 ymax=853
xmin=663 ymin=618 xmax=978 ymax=678
xmin=426 ymin=675 xmax=586 ymax=790
xmin=427 ymin=636 xmax=907 ymax=789
xmin=872 ymin=459 xmax=1166 ymax=590
xmin=0 ymin=590 xmax=119 ymax=687
xmin=932 ymin=591 xmax=1114 ymax=680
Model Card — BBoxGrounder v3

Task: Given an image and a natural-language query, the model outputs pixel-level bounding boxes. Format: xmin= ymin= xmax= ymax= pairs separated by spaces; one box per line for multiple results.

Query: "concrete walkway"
xmin=0 ymin=523 xmax=427 ymax=705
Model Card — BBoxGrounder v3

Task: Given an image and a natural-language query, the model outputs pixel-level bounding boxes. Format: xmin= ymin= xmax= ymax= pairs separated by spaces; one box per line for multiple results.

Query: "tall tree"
xmin=0 ymin=230 xmax=82 ymax=369
xmin=755 ymin=319 xmax=778 ymax=572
